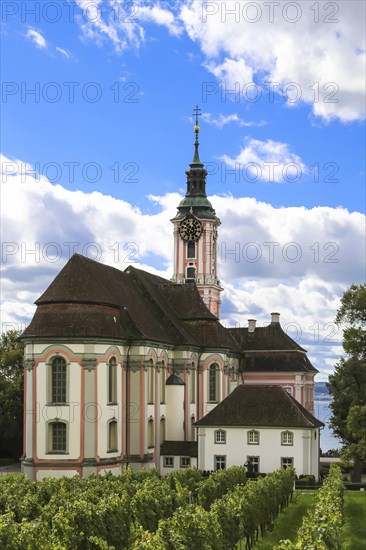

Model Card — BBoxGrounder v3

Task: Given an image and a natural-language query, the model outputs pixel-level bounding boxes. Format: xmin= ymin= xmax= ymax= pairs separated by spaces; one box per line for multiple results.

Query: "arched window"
xmin=191 ymin=415 xmax=196 ymax=441
xmin=215 ymin=429 xmax=226 ymax=444
xmin=51 ymin=357 xmax=67 ymax=403
xmin=108 ymin=419 xmax=118 ymax=452
xmin=281 ymin=431 xmax=294 ymax=446
xmin=148 ymin=360 xmax=154 ymax=404
xmin=187 ymin=242 xmax=196 ymax=258
xmin=160 ymin=417 xmax=166 ymax=444
xmin=148 ymin=417 xmax=154 ymax=448
xmin=187 ymin=266 xmax=195 ymax=280
xmin=248 ymin=430 xmax=260 ymax=445
xmin=208 ymin=363 xmax=219 ymax=402
xmin=48 ymin=421 xmax=67 ymax=453
xmin=108 ymin=357 xmax=117 ymax=404
xmin=190 ymin=364 xmax=195 ymax=404
xmin=160 ymin=361 xmax=166 ymax=404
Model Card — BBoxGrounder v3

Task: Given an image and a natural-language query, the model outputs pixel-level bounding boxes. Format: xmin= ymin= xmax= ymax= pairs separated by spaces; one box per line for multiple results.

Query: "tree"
xmin=335 ymin=283 xmax=366 ymax=358
xmin=0 ymin=330 xmax=24 ymax=458
xmin=327 ymin=284 xmax=366 ymax=481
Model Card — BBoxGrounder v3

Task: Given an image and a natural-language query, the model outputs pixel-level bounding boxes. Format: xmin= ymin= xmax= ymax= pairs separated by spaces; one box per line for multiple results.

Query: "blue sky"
xmin=1 ymin=0 xmax=365 ymax=380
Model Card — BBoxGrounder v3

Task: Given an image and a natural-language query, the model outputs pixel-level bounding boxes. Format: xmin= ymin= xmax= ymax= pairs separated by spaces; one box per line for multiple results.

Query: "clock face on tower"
xmin=179 ymin=218 xmax=203 ymax=241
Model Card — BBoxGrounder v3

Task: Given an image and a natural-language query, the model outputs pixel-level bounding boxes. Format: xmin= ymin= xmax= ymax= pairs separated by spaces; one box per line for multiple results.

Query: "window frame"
xmin=247 ymin=456 xmax=259 ymax=473
xmin=180 ymin=456 xmax=190 ymax=468
xmin=208 ymin=363 xmax=219 ymax=403
xmin=164 ymin=456 xmax=174 ymax=468
xmin=160 ymin=362 xmax=166 ymax=404
xmin=281 ymin=457 xmax=294 ymax=469
xmin=148 ymin=417 xmax=154 ymax=448
xmin=214 ymin=455 xmax=226 ymax=471
xmin=107 ymin=418 xmax=118 ymax=452
xmin=187 ymin=241 xmax=196 ymax=259
xmin=148 ymin=360 xmax=154 ymax=404
xmin=187 ymin=266 xmax=196 ymax=280
xmin=247 ymin=430 xmax=260 ymax=445
xmin=215 ymin=429 xmax=226 ymax=444
xmin=190 ymin=365 xmax=196 ymax=404
xmin=50 ymin=357 xmax=67 ymax=404
xmin=160 ymin=417 xmax=166 ymax=444
xmin=47 ymin=420 xmax=68 ymax=454
xmin=108 ymin=357 xmax=118 ymax=405
xmin=281 ymin=431 xmax=294 ymax=446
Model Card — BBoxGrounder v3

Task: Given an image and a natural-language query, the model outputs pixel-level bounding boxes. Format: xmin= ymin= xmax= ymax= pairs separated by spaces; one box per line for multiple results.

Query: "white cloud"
xmin=202 ymin=112 xmax=266 ymax=128
xmin=26 ymin=28 xmax=47 ymax=49
xmin=1 ymin=154 xmax=364 ymax=380
xmin=220 ymin=138 xmax=306 ymax=183
xmin=138 ymin=5 xmax=183 ymax=37
xmin=55 ymin=47 xmax=70 ymax=58
xmin=179 ymin=0 xmax=366 ymax=122
xmin=75 ymin=0 xmax=183 ymax=53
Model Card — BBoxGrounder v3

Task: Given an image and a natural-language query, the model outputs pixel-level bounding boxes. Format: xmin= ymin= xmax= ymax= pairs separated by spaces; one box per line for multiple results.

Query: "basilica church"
xmin=21 ymin=111 xmax=322 ymax=480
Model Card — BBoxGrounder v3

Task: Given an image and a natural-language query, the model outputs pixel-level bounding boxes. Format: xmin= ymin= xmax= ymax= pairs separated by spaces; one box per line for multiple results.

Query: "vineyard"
xmin=275 ymin=464 xmax=346 ymax=549
xmin=0 ymin=466 xmax=295 ymax=550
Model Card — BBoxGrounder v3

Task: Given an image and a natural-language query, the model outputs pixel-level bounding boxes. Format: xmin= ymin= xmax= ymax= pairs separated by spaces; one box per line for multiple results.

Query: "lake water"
xmin=314 ymin=400 xmax=342 ymax=453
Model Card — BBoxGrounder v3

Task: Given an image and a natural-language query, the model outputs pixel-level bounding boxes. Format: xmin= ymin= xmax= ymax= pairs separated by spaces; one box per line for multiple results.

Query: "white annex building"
xmin=21 ymin=111 xmax=322 ymax=480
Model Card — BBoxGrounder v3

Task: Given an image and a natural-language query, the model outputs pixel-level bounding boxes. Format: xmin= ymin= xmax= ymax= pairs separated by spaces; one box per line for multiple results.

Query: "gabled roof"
xmin=195 ymin=385 xmax=324 ymax=428
xmin=160 ymin=441 xmax=198 ymax=457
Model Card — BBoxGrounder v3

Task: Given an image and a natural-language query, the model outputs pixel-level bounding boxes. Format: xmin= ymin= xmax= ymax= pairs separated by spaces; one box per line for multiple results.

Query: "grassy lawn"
xmin=344 ymin=491 xmax=366 ymax=549
xmin=236 ymin=489 xmax=366 ymax=549
xmin=236 ymin=491 xmax=317 ymax=549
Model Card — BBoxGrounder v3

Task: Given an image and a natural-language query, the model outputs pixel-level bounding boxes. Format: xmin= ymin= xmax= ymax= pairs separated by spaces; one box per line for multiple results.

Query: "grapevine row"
xmin=130 ymin=467 xmax=295 ymax=550
xmin=0 ymin=466 xmax=246 ymax=549
xmin=275 ymin=464 xmax=345 ymax=550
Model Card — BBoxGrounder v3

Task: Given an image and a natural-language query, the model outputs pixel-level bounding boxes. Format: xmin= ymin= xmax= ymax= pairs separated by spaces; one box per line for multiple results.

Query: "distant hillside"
xmin=315 ymin=382 xmax=330 ymax=401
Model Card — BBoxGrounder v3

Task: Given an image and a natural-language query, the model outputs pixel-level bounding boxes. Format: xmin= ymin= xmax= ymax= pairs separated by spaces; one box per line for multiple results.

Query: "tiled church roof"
xmin=22 ymin=254 xmax=238 ymax=350
xmin=228 ymin=325 xmax=306 ymax=351
xmin=228 ymin=325 xmax=318 ymax=374
xmin=22 ymin=254 xmax=318 ymax=375
xmin=195 ymin=385 xmax=324 ymax=428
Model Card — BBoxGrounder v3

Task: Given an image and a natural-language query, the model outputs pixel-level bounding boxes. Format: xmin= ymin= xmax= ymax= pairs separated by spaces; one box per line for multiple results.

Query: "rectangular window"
xmin=108 ymin=361 xmax=117 ymax=404
xmin=190 ymin=368 xmax=195 ymax=404
xmin=51 ymin=359 xmax=66 ymax=403
xmin=248 ymin=430 xmax=259 ymax=445
xmin=284 ymin=386 xmax=293 ymax=395
xmin=281 ymin=457 xmax=294 ymax=468
xmin=187 ymin=242 xmax=196 ymax=258
xmin=164 ymin=456 xmax=174 ymax=468
xmin=247 ymin=456 xmax=259 ymax=473
xmin=50 ymin=422 xmax=67 ymax=453
xmin=160 ymin=367 xmax=166 ymax=404
xmin=208 ymin=364 xmax=218 ymax=402
xmin=215 ymin=430 xmax=226 ymax=444
xmin=281 ymin=432 xmax=294 ymax=445
xmin=180 ymin=457 xmax=190 ymax=468
xmin=215 ymin=455 xmax=226 ymax=470
xmin=108 ymin=420 xmax=118 ymax=452
xmin=148 ymin=364 xmax=154 ymax=404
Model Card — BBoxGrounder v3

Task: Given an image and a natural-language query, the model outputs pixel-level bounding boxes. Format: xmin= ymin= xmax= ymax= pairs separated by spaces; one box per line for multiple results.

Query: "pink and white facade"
xmin=21 ymin=117 xmax=319 ymax=480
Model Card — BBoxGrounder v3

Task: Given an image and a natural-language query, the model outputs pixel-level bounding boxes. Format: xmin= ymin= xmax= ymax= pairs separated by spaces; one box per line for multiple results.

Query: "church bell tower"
xmin=171 ymin=106 xmax=223 ymax=318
